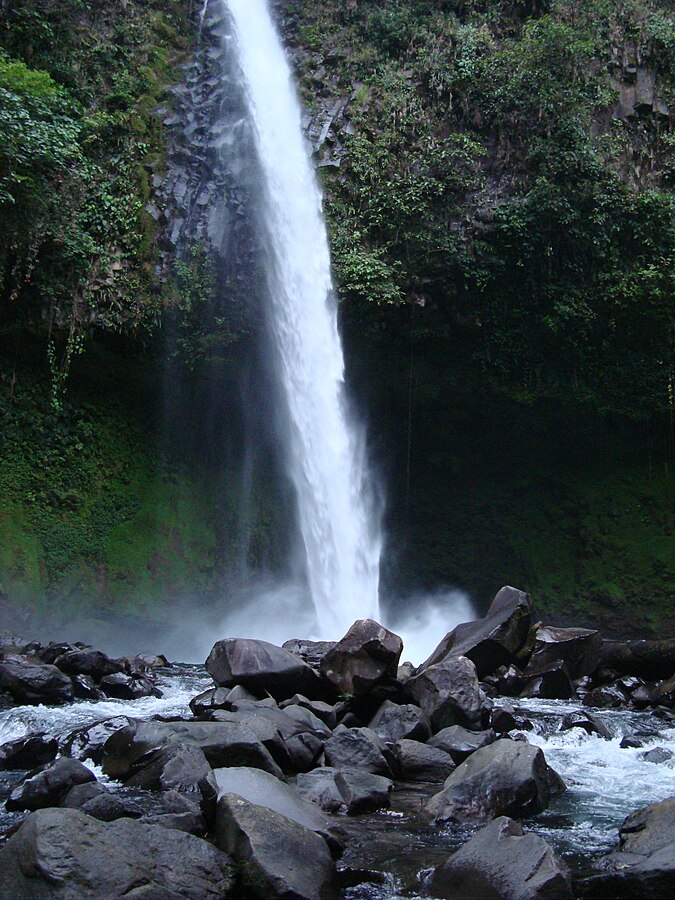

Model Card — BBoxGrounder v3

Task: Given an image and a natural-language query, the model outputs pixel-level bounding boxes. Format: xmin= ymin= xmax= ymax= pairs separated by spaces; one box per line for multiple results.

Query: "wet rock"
xmin=528 ymin=626 xmax=602 ymax=679
xmin=206 ymin=637 xmax=324 ymax=700
xmin=102 ymin=719 xmax=284 ymax=781
xmin=280 ymin=693 xmax=338 ymax=728
xmin=61 ymin=715 xmax=136 ymax=763
xmin=319 ymin=619 xmax=403 ymax=697
xmin=134 ymin=653 xmax=170 ymax=669
xmin=0 ymin=655 xmax=74 ymax=705
xmin=640 ymin=747 xmax=673 ymax=764
xmin=427 ymin=740 xmax=556 ymax=824
xmin=395 ymin=739 xmax=456 ymax=783
xmin=61 ymin=782 xmax=144 ymax=822
xmin=99 ymin=671 xmax=161 ymax=700
xmin=369 ymin=700 xmax=431 ymax=743
xmin=138 ymin=790 xmax=206 ymax=836
xmin=282 ymin=638 xmax=336 ymax=671
xmin=125 ymin=743 xmax=218 ymax=818
xmin=296 ymin=767 xmax=347 ymax=814
xmin=214 ymin=766 xmax=343 ymax=854
xmin=190 ymin=686 xmax=232 ymax=716
xmin=6 ymin=757 xmax=96 ymax=811
xmin=334 ymin=768 xmax=392 ymax=814
xmin=420 ymin=586 xmax=532 ymax=676
xmin=560 ymin=711 xmax=611 ymax=740
xmin=583 ymin=685 xmax=625 ymax=709
xmin=323 ymin=726 xmax=393 ymax=776
xmin=428 ymin=725 xmax=497 ymax=764
xmin=651 ymin=674 xmax=675 ymax=709
xmin=431 ymin=816 xmax=572 ymax=899
xmin=0 ymin=733 xmax=58 ymax=770
xmin=406 ymin=655 xmax=489 ymax=732
xmin=216 ymin=794 xmax=339 ymax=899
xmin=620 ymin=735 xmax=644 ymax=749
xmin=598 ymin=639 xmax=675 ymax=681
xmin=0 ymin=808 xmax=235 ymax=897
xmin=55 ymin=648 xmax=123 ymax=680
xmin=490 ymin=703 xmax=518 ymax=733
xmin=37 ymin=642 xmax=82 ymax=665
xmin=499 ymin=660 xmax=574 ymax=700
xmin=71 ymin=674 xmax=105 ymax=700
xmin=580 ymin=797 xmax=675 ymax=897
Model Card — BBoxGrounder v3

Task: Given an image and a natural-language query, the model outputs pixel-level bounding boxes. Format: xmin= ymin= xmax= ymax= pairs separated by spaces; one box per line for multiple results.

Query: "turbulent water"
xmin=1 ymin=671 xmax=673 ymax=897
xmin=223 ymin=0 xmax=381 ymax=638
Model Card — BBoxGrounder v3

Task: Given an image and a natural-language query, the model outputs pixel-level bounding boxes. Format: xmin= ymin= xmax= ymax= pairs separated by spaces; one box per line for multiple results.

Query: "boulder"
xmin=71 ymin=674 xmax=105 ymax=700
xmin=124 ymin=743 xmax=218 ymax=818
xmin=6 ymin=757 xmax=96 ymax=811
xmin=498 ymin=660 xmax=574 ymax=700
xmin=54 ymin=648 xmax=123 ymax=680
xmin=99 ymin=672 xmax=161 ymax=699
xmin=334 ymin=768 xmax=393 ymax=814
xmin=428 ymin=725 xmax=497 ymax=764
xmin=282 ymin=638 xmax=336 ymax=670
xmin=214 ymin=766 xmax=343 ymax=854
xmin=135 ymin=652 xmax=170 ymax=668
xmin=295 ymin=767 xmax=347 ymax=814
xmin=0 ymin=733 xmax=58 ymax=770
xmin=206 ymin=638 xmax=323 ymax=701
xmin=640 ymin=747 xmax=673 ymax=764
xmin=61 ymin=782 xmax=145 ymax=822
xmin=580 ymin=797 xmax=675 ymax=897
xmin=0 ymin=808 xmax=235 ymax=897
xmin=138 ymin=790 xmax=206 ymax=836
xmin=528 ymin=626 xmax=602 ymax=679
xmin=323 ymin=726 xmax=393 ymax=776
xmin=431 ymin=816 xmax=572 ymax=899
xmin=406 ymin=656 xmax=489 ymax=732
xmin=0 ymin=655 xmax=74 ymax=705
xmin=190 ymin=686 xmax=232 ymax=717
xmin=395 ymin=739 xmax=456 ymax=783
xmin=61 ymin=715 xmax=135 ymax=763
xmin=651 ymin=675 xmax=675 ymax=709
xmin=420 ymin=586 xmax=532 ymax=676
xmin=216 ymin=794 xmax=339 ymax=899
xmin=598 ymin=639 xmax=675 ymax=681
xmin=583 ymin=685 xmax=625 ymax=709
xmin=426 ymin=740 xmax=557 ymax=824
xmin=102 ymin=719 xmax=283 ymax=781
xmin=369 ymin=700 xmax=431 ymax=743
xmin=559 ymin=711 xmax=611 ymax=739
xmin=280 ymin=694 xmax=338 ymax=728
xmin=319 ymin=619 xmax=403 ymax=696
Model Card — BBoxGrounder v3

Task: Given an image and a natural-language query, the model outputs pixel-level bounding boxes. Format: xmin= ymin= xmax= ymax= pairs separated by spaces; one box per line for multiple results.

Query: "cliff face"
xmin=0 ymin=0 xmax=673 ymax=641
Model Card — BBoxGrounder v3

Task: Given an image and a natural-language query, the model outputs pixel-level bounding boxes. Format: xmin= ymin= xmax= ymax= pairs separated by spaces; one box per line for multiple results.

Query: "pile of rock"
xmin=0 ymin=633 xmax=167 ymax=707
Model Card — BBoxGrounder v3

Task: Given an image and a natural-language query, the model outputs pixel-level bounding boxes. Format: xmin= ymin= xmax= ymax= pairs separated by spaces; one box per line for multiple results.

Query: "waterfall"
xmin=223 ymin=0 xmax=382 ymax=638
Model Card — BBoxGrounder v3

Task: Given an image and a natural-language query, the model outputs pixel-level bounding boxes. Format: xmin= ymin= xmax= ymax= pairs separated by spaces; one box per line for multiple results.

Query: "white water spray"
xmin=224 ymin=0 xmax=381 ymax=638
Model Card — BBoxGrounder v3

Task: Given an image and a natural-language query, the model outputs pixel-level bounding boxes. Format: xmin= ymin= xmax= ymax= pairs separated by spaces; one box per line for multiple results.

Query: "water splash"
xmin=224 ymin=0 xmax=381 ymax=638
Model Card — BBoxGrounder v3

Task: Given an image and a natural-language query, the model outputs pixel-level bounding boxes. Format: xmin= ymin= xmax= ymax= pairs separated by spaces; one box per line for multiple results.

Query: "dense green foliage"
xmin=289 ymin=0 xmax=674 ymax=418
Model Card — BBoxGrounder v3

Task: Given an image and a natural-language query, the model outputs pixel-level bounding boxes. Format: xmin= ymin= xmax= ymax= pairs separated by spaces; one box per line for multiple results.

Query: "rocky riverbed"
xmin=1 ymin=587 xmax=673 ymax=898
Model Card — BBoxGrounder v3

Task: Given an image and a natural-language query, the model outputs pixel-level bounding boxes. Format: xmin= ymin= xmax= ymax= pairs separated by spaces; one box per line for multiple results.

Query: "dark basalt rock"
xmin=428 ymin=725 xmax=497 ymax=764
xmin=419 ymin=586 xmax=532 ymax=677
xmin=323 ymin=726 xmax=393 ymax=776
xmin=368 ymin=700 xmax=431 ymax=743
xmin=206 ymin=637 xmax=324 ymax=700
xmin=0 ymin=655 xmax=74 ymax=705
xmin=61 ymin=715 xmax=136 ymax=763
xmin=61 ymin=782 xmax=145 ymax=822
xmin=296 ymin=767 xmax=347 ymax=814
xmin=190 ymin=686 xmax=232 ymax=716
xmin=431 ymin=816 xmax=572 ymax=899
xmin=216 ymin=794 xmax=339 ymax=899
xmin=282 ymin=638 xmax=337 ymax=671
xmin=426 ymin=740 xmax=557 ymax=824
xmin=214 ymin=766 xmax=344 ymax=854
xmin=0 ymin=808 xmax=235 ymax=898
xmin=333 ymin=768 xmax=393 ymax=814
xmin=0 ymin=733 xmax=58 ymax=770
xmin=71 ymin=674 xmax=105 ymax=700
xmin=55 ymin=648 xmax=123 ymax=680
xmin=498 ymin=660 xmax=574 ymax=700
xmin=528 ymin=626 xmax=602 ymax=679
xmin=319 ymin=619 xmax=403 ymax=697
xmin=280 ymin=693 xmax=338 ymax=728
xmin=620 ymin=735 xmax=644 ymax=749
xmin=102 ymin=719 xmax=284 ymax=780
xmin=583 ymin=685 xmax=626 ymax=709
xmin=406 ymin=655 xmax=489 ymax=732
xmin=639 ymin=747 xmax=673 ymax=764
xmin=99 ymin=671 xmax=161 ymax=700
xmin=579 ymin=797 xmax=675 ymax=898
xmin=6 ymin=757 xmax=96 ymax=811
xmin=124 ymin=743 xmax=218 ymax=820
xmin=560 ymin=711 xmax=611 ymax=739
xmin=394 ymin=739 xmax=456 ymax=783
xmin=598 ymin=639 xmax=675 ymax=681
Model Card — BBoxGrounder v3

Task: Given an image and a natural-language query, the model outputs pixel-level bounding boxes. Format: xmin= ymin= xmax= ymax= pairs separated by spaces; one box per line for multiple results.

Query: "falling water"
xmin=224 ymin=0 xmax=381 ymax=637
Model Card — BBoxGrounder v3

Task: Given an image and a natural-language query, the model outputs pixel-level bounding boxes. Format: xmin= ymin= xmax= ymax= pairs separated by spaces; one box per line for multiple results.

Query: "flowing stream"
xmin=223 ymin=0 xmax=381 ymax=638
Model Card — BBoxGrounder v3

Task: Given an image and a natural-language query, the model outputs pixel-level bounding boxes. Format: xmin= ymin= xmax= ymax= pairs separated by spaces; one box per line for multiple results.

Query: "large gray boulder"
xmin=61 ymin=715 xmax=136 ymax=763
xmin=431 ymin=816 xmax=572 ymax=899
xmin=527 ymin=626 xmax=602 ymax=679
xmin=124 ymin=743 xmax=218 ymax=819
xmin=323 ymin=726 xmax=393 ymax=776
xmin=406 ymin=656 xmax=489 ymax=732
xmin=0 ymin=655 xmax=74 ymax=705
xmin=216 ymin=793 xmax=339 ymax=899
xmin=369 ymin=700 xmax=431 ymax=743
xmin=0 ymin=733 xmax=58 ymax=770
xmin=420 ymin=586 xmax=532 ymax=676
xmin=0 ymin=808 xmax=235 ymax=897
xmin=395 ymin=739 xmax=456 ymax=783
xmin=319 ymin=619 xmax=403 ymax=696
xmin=334 ymin=768 xmax=393 ymax=814
xmin=205 ymin=638 xmax=323 ymax=700
xmin=214 ymin=766 xmax=343 ymax=855
xmin=54 ymin=648 xmax=123 ymax=680
xmin=428 ymin=725 xmax=497 ymax=764
xmin=6 ymin=757 xmax=96 ymax=812
xmin=102 ymin=719 xmax=283 ymax=780
xmin=427 ymin=739 xmax=557 ymax=823
xmin=580 ymin=796 xmax=675 ymax=897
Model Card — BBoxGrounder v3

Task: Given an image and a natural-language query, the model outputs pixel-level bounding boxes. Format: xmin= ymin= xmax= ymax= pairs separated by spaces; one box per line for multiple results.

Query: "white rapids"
xmin=223 ymin=0 xmax=381 ymax=638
